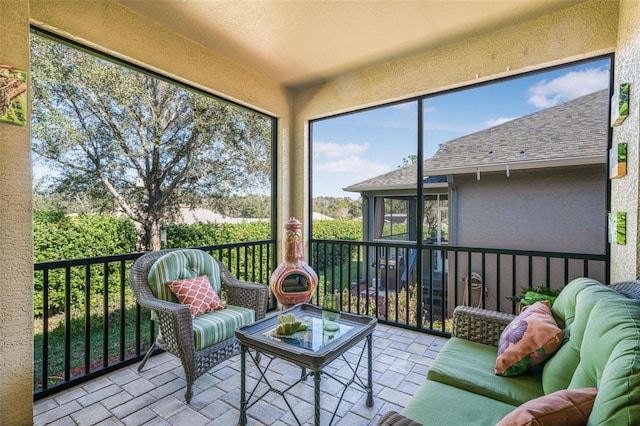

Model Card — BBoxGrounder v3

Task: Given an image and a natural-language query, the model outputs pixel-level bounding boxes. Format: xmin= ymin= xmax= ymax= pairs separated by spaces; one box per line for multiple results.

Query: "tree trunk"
xmin=150 ymin=221 xmax=162 ymax=251
xmin=145 ymin=220 xmax=162 ymax=251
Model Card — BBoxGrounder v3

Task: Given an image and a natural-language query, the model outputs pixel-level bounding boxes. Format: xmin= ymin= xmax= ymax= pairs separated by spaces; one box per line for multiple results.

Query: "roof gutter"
xmin=343 ymin=154 xmax=606 ymax=193
xmin=342 ymin=181 xmax=447 ymax=193
xmin=424 ymin=154 xmax=605 ymax=176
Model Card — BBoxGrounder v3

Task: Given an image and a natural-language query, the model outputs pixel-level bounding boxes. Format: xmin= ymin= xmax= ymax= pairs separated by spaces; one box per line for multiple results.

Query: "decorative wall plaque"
xmin=609 ymin=143 xmax=627 ymax=179
xmin=611 ymin=83 xmax=630 ymax=127
xmin=0 ymin=65 xmax=27 ymax=126
xmin=608 ymin=212 xmax=627 ymax=245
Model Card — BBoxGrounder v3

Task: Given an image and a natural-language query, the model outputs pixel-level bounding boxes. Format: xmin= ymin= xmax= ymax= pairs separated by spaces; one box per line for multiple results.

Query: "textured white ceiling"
xmin=117 ymin=0 xmax=583 ymax=87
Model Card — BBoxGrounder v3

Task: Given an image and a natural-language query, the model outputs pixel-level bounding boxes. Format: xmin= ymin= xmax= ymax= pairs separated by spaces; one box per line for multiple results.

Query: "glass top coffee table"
xmin=235 ymin=303 xmax=377 ymax=426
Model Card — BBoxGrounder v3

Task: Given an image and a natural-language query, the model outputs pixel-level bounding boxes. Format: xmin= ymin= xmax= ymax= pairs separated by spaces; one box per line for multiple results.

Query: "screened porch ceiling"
xmin=115 ymin=0 xmax=584 ymax=88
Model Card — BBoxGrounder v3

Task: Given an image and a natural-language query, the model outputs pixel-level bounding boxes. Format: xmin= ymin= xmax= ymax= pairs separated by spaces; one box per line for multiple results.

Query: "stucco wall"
xmin=453 ymin=166 xmax=607 ymax=254
xmin=610 ymin=0 xmax=640 ymax=282
xmin=293 ymin=0 xmax=618 ymax=121
xmin=0 ymin=1 xmax=34 ymax=424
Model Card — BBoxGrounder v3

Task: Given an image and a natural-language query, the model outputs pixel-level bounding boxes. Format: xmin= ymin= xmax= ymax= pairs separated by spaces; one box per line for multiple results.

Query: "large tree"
xmin=30 ymin=34 xmax=272 ymax=250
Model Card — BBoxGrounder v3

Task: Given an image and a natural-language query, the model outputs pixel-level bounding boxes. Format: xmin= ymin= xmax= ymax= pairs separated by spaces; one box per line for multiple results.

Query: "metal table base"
xmin=239 ymin=334 xmax=373 ymax=426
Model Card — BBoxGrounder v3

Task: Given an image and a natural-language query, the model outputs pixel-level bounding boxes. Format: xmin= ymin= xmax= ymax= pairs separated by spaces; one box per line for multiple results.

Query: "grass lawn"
xmin=33 ymin=305 xmax=153 ymax=388
xmin=318 ymin=260 xmax=366 ymax=293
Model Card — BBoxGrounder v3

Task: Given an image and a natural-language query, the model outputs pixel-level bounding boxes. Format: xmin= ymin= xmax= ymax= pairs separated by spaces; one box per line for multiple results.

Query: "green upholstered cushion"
xmin=192 ymin=304 xmax=254 ymax=350
xmin=569 ymin=297 xmax=640 ymax=425
xmin=402 ymin=379 xmax=516 ymax=426
xmin=148 ymin=249 xmax=222 ymax=303
xmin=427 ymin=337 xmax=544 ymax=406
xmin=542 ymin=278 xmax=625 ymax=393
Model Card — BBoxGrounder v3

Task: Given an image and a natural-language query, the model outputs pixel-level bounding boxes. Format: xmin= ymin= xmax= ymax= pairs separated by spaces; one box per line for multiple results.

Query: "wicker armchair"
xmin=129 ymin=248 xmax=268 ymax=403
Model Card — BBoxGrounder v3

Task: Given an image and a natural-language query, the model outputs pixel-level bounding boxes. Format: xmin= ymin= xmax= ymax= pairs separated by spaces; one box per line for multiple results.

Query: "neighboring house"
xmin=178 ymin=206 xmax=266 ymax=225
xmin=312 ymin=212 xmax=335 ymax=221
xmin=344 ymin=89 xmax=609 ymax=310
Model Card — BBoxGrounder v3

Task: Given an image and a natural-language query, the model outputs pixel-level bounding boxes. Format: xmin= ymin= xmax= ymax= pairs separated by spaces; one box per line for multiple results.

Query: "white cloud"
xmin=313 ymin=140 xmax=390 ymax=176
xmin=486 ymin=116 xmax=517 ymax=127
xmin=528 ymin=67 xmax=609 ymax=109
xmin=313 ymin=141 xmax=369 ymax=159
xmin=315 ymin=155 xmax=390 ymax=176
xmin=314 ymin=156 xmax=391 ymax=198
xmin=313 ymin=141 xmax=392 ymax=197
xmin=390 ymin=102 xmax=418 ymax=113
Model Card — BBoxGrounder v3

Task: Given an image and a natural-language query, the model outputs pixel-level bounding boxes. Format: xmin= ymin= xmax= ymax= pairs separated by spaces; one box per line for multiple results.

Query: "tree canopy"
xmin=30 ymin=34 xmax=273 ymax=250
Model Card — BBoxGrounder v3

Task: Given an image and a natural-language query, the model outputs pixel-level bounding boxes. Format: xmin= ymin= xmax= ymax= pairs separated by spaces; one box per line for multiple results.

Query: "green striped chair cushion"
xmin=193 ymin=305 xmax=255 ymax=350
xmin=148 ymin=249 xmax=222 ymax=303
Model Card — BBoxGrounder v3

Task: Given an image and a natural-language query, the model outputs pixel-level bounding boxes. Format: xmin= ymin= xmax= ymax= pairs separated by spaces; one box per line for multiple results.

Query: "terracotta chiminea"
xmin=270 ymin=217 xmax=318 ymax=309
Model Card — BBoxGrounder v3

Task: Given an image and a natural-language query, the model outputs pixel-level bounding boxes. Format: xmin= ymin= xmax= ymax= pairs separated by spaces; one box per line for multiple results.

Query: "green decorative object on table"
xmin=275 ymin=313 xmax=308 ymax=335
xmin=322 ymin=294 xmax=341 ymax=332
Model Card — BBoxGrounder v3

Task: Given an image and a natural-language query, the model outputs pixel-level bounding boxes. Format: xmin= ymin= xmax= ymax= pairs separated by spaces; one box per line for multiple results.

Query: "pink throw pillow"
xmin=495 ymin=301 xmax=563 ymax=376
xmin=166 ymin=275 xmax=225 ymax=318
xmin=496 ymin=388 xmax=597 ymax=426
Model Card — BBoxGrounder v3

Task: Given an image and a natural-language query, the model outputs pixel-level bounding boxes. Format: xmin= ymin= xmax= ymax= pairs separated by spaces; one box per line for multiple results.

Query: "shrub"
xmin=34 ymin=212 xmax=137 ymax=262
xmin=33 ymin=212 xmax=137 ymax=317
xmin=166 ymin=221 xmax=271 ymax=248
xmin=312 ymin=219 xmax=361 ymax=240
xmin=510 ymin=285 xmax=564 ymax=308
xmin=311 ymin=219 xmax=362 ymax=273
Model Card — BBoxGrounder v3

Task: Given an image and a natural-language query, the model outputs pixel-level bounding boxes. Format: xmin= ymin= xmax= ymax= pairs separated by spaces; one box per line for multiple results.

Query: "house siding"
xmin=453 ymin=165 xmax=607 ymax=254
xmin=446 ymin=165 xmax=608 ymax=313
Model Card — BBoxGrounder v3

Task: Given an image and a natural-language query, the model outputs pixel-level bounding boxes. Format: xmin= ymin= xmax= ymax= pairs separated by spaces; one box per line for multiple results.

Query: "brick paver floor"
xmin=34 ymin=323 xmax=447 ymax=426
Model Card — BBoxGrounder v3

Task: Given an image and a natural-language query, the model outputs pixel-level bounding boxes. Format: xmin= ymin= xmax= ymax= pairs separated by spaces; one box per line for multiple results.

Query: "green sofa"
xmin=378 ymin=278 xmax=640 ymax=425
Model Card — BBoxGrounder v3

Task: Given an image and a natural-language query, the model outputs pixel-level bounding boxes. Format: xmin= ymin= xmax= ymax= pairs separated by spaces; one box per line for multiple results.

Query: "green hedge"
xmin=34 ymin=211 xmax=137 ymax=262
xmin=312 ymin=219 xmax=362 ymax=240
xmin=33 ymin=215 xmax=364 ymax=316
xmin=166 ymin=221 xmax=271 ymax=248
xmin=166 ymin=221 xmax=273 ymax=283
xmin=33 ymin=212 xmax=137 ymax=317
xmin=311 ymin=219 xmax=362 ymax=275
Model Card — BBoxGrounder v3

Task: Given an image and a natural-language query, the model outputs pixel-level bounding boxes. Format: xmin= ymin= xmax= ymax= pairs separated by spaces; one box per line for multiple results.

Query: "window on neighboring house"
xmin=374 ymin=196 xmax=414 ymax=241
xmin=424 ymin=194 xmax=448 ymax=244
xmin=373 ymin=194 xmax=448 ymax=243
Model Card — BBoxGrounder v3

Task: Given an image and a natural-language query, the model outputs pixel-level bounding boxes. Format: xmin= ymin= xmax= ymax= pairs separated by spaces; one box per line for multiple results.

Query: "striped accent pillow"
xmin=148 ymin=249 xmax=222 ymax=302
xmin=192 ymin=305 xmax=255 ymax=350
xmin=166 ymin=275 xmax=226 ymax=318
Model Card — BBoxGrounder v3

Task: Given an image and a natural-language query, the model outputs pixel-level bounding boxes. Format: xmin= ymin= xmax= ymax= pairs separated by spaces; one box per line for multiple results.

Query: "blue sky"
xmin=312 ymin=58 xmax=611 ymax=199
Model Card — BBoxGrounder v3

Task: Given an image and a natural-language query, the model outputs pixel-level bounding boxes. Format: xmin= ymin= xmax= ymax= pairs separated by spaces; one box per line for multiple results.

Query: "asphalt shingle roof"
xmin=344 ymin=89 xmax=609 ymax=192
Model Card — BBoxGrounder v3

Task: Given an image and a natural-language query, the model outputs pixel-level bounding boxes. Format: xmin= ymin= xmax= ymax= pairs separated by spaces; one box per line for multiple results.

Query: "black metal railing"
xmin=33 ymin=237 xmax=607 ymax=399
xmin=33 ymin=240 xmax=275 ymax=400
xmin=310 ymin=239 xmax=607 ymax=336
